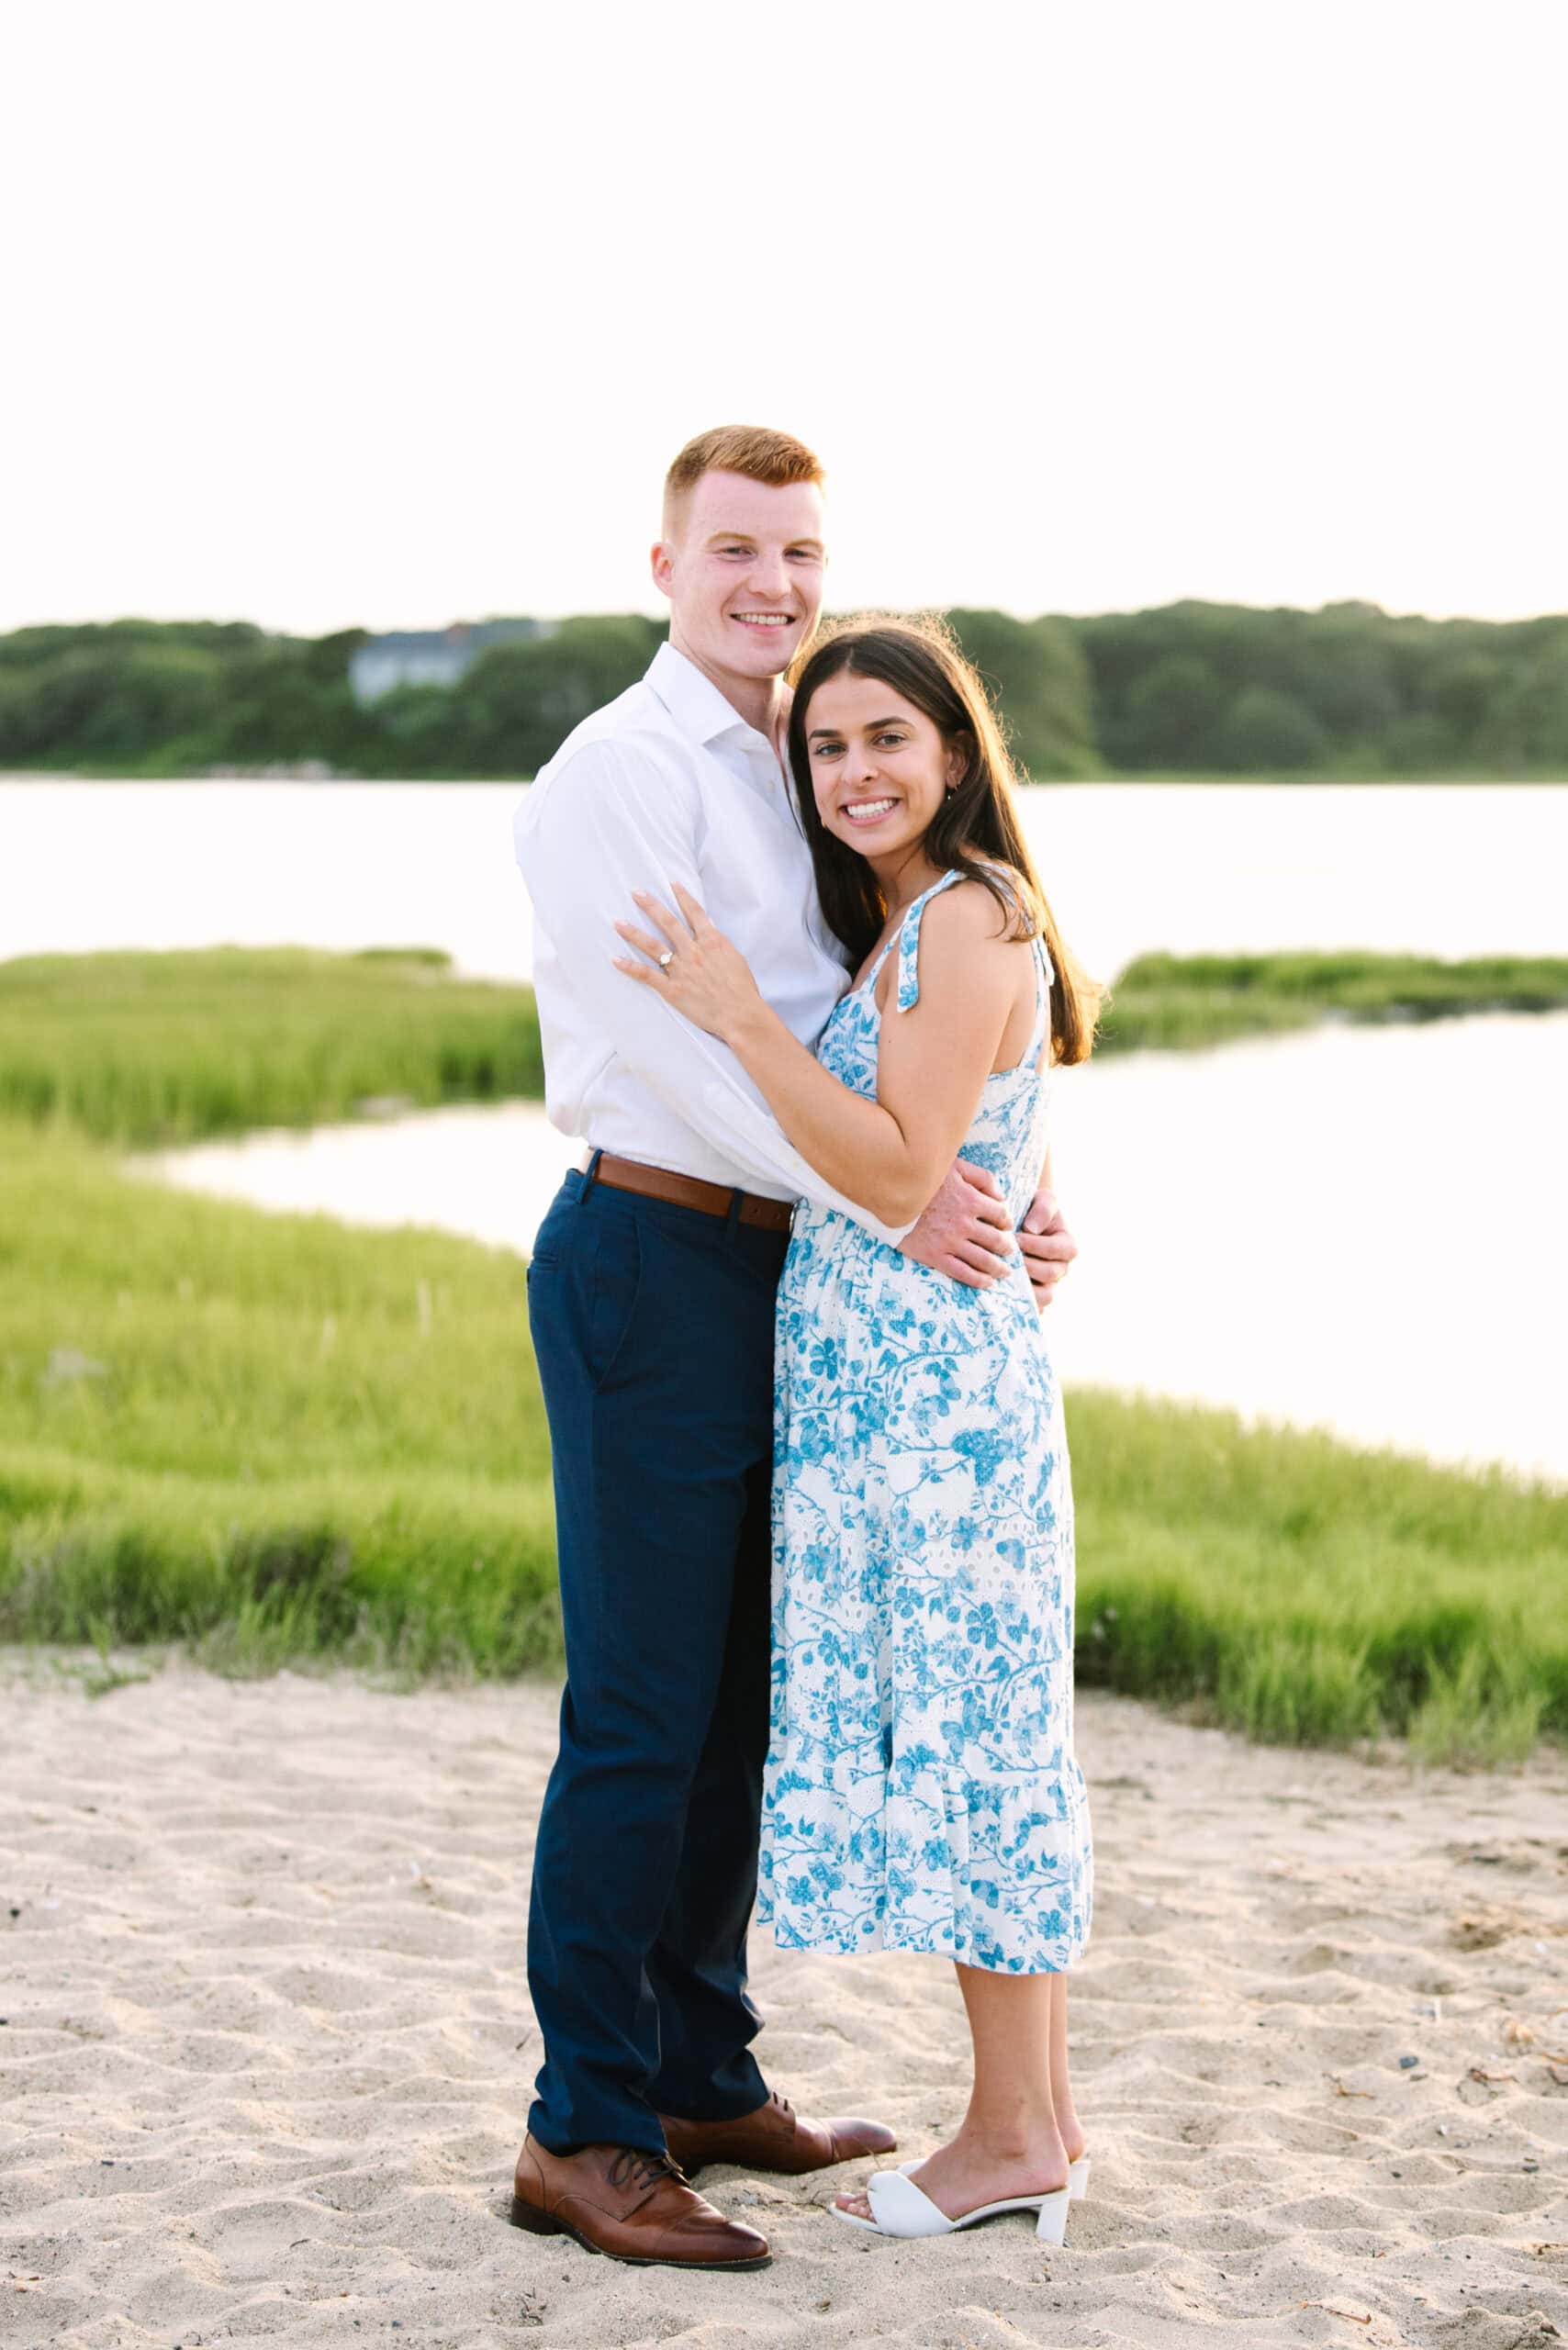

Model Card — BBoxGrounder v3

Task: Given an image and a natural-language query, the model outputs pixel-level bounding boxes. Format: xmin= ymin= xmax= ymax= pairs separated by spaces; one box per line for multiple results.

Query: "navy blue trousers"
xmin=524 ymin=1161 xmax=790 ymax=2154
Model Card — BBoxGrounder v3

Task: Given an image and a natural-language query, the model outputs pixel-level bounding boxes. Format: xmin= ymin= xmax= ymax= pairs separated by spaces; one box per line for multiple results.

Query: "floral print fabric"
xmin=756 ymin=869 xmax=1092 ymax=1974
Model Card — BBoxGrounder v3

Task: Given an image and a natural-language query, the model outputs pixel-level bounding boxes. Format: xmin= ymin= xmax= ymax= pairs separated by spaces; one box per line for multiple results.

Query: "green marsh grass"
xmin=0 ymin=1116 xmax=558 ymax=1675
xmin=1064 ymin=1389 xmax=1566 ymax=1754
xmin=6 ymin=946 xmax=1568 ymax=1153
xmin=2 ymin=1117 xmax=1563 ymax=1753
xmin=1100 ymin=949 xmax=1568 ymax=1055
xmin=3 ymin=943 xmax=1565 ymax=1754
xmin=0 ymin=946 xmax=543 ymax=1144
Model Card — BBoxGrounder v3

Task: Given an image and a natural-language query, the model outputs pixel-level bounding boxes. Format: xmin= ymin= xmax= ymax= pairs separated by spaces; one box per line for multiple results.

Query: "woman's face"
xmin=802 ymin=672 xmax=962 ymax=863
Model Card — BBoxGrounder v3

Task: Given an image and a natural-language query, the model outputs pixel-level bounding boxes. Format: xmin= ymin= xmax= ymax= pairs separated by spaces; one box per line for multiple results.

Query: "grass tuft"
xmin=1406 ymin=1646 xmax=1547 ymax=1769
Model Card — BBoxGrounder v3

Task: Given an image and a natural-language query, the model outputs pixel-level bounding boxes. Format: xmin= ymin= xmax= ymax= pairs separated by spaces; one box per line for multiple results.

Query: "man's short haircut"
xmin=662 ymin=425 xmax=824 ymax=536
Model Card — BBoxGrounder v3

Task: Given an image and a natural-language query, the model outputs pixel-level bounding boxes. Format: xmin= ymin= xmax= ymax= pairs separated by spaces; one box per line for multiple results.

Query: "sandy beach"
xmin=3 ymin=1656 xmax=1565 ymax=2350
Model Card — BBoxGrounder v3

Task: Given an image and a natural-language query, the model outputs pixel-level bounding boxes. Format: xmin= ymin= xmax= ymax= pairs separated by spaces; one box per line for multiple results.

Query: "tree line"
xmin=3 ymin=602 xmax=1565 ymax=780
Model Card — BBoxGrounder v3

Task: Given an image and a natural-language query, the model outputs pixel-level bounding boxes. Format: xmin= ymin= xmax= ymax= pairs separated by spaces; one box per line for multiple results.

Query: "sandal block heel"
xmin=1035 ymin=2187 xmax=1070 ymax=2244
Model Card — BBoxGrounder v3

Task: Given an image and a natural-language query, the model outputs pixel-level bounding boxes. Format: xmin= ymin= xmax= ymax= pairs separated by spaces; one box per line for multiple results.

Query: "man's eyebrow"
xmin=702 ymin=532 xmax=825 ymax=554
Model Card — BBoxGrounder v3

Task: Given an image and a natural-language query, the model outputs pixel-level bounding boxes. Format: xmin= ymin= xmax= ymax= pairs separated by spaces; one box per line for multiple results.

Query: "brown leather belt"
xmin=584 ymin=1151 xmax=795 ymax=1235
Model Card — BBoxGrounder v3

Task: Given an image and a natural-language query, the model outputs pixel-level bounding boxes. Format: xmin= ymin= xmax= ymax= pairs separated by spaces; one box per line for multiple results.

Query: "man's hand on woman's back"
xmin=899 ymin=1168 xmax=1080 ymax=1304
xmin=898 ymin=1160 xmax=1016 ymax=1287
xmin=1019 ymin=1187 xmax=1078 ymax=1312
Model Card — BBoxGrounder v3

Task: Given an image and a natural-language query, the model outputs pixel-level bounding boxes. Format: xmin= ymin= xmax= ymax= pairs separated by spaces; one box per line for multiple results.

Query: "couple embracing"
xmin=510 ymin=426 xmax=1095 ymax=2269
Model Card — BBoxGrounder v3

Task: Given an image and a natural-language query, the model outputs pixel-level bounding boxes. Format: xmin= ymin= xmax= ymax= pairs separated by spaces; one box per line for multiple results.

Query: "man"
xmin=510 ymin=426 xmax=1078 ymax=2271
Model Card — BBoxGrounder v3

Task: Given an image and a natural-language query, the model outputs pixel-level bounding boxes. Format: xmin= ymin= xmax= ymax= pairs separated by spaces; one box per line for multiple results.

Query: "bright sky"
xmin=6 ymin=0 xmax=1564 ymax=636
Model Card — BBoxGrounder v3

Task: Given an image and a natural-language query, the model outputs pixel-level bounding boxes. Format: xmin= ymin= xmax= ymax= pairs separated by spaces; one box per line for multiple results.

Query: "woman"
xmin=613 ymin=619 xmax=1097 ymax=2244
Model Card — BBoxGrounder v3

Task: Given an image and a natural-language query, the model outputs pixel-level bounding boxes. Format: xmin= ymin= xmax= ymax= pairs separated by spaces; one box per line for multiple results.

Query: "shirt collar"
xmin=647 ymin=641 xmax=776 ymax=756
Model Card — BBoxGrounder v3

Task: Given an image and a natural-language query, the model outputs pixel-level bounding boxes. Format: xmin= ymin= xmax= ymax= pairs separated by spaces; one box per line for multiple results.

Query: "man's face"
xmin=653 ymin=470 xmax=826 ymax=692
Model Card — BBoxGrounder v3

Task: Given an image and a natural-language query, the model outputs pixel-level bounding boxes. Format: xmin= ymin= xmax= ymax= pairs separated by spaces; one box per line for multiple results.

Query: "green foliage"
xmin=0 ymin=620 xmax=378 ymax=775
xmin=0 ymin=642 xmax=214 ymax=767
xmin=1475 ymin=639 xmax=1568 ymax=769
xmin=7 ymin=601 xmax=1568 ymax=779
xmin=0 ymin=947 xmax=543 ymax=1144
xmin=1076 ymin=599 xmax=1568 ymax=777
xmin=1207 ymin=684 xmax=1330 ymax=772
xmin=451 ymin=616 xmax=666 ymax=776
xmin=366 ymin=681 xmax=463 ymax=775
xmin=1115 ymin=654 xmax=1226 ymax=769
xmin=945 ymin=610 xmax=1102 ymax=778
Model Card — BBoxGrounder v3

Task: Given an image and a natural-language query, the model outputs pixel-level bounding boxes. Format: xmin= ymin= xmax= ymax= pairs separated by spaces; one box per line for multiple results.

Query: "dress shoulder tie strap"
xmin=892 ymin=869 xmax=966 ymax=1013
xmin=1019 ymin=934 xmax=1055 ymax=1069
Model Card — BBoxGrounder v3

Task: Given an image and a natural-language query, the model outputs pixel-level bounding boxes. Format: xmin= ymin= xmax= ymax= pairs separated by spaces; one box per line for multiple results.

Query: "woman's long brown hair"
xmin=786 ymin=617 xmax=1099 ymax=1066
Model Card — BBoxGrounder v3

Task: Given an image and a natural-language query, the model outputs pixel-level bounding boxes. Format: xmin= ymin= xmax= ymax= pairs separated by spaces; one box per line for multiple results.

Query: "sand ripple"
xmin=3 ymin=1656 xmax=1565 ymax=2346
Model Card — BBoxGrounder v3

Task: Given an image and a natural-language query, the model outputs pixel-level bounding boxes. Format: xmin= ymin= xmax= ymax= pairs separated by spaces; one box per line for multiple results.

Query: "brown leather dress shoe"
xmin=509 ymin=2134 xmax=770 ymax=2270
xmin=658 ymin=2089 xmax=897 ymax=2178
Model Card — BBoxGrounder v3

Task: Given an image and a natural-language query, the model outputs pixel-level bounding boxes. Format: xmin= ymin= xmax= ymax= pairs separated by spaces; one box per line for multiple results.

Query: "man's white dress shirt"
xmin=513 ymin=643 xmax=907 ymax=1244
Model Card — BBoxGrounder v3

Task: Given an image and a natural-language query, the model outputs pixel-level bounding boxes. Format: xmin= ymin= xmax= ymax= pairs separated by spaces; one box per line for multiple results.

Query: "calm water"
xmin=137 ymin=1013 xmax=1568 ymax=1487
xmin=3 ymin=778 xmax=1567 ymax=979
xmin=8 ymin=778 xmax=1566 ymax=1483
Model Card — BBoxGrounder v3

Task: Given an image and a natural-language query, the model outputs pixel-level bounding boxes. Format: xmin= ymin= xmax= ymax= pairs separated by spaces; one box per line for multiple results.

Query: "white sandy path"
xmin=2 ymin=1656 xmax=1565 ymax=2350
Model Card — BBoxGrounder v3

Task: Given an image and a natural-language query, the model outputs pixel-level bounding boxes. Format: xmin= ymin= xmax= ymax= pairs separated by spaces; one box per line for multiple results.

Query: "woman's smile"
xmin=807 ymin=673 xmax=956 ymax=867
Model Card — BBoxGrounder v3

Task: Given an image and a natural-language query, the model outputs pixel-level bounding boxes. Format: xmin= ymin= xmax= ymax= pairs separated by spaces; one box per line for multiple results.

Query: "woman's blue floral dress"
xmin=756 ymin=868 xmax=1092 ymax=1975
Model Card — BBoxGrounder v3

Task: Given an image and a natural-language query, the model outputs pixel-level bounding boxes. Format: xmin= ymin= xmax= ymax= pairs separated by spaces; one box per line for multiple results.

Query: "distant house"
xmin=349 ymin=618 xmax=554 ymax=706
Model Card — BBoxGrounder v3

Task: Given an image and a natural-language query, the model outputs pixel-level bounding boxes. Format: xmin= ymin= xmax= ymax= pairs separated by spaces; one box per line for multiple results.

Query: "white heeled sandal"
xmin=831 ymin=2165 xmax=1072 ymax=2244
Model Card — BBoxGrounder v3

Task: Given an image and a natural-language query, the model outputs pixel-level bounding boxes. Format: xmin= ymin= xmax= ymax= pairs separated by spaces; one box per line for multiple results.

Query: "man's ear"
xmin=650 ymin=540 xmax=675 ymax=599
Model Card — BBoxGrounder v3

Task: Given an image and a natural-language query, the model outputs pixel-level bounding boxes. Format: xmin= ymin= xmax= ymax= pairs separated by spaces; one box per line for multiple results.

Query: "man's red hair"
xmin=663 ymin=425 xmax=824 ymax=534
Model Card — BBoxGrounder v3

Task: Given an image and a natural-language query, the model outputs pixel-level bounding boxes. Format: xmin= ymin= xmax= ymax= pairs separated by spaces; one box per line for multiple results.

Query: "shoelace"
xmin=607 ymin=2148 xmax=686 ymax=2197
